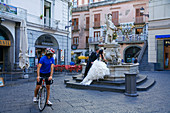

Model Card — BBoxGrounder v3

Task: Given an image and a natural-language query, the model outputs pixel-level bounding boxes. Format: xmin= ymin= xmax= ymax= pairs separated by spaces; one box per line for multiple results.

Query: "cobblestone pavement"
xmin=0 ymin=71 xmax=170 ymax=113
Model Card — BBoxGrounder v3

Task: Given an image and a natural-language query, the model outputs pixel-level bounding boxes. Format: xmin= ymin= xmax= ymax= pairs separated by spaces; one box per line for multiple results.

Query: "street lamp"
xmin=140 ymin=7 xmax=149 ymax=17
xmin=65 ymin=20 xmax=72 ymax=65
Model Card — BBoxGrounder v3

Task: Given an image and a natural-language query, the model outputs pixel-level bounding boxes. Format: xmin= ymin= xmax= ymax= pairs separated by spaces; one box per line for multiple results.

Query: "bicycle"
xmin=37 ymin=77 xmax=53 ymax=111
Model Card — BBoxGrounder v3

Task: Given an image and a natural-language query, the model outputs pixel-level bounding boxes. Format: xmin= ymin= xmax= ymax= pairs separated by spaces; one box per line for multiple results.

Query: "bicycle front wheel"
xmin=38 ymin=86 xmax=47 ymax=111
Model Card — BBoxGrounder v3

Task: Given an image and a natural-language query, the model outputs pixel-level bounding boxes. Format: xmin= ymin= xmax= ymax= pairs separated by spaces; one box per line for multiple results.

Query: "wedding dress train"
xmin=80 ymin=59 xmax=110 ymax=85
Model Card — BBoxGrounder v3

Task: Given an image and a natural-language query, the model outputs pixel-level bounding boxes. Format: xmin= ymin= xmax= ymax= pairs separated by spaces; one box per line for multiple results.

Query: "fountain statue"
xmin=100 ymin=14 xmax=139 ymax=77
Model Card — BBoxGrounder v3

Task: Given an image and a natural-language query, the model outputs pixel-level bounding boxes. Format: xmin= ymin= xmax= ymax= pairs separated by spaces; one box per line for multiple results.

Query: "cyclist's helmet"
xmin=46 ymin=48 xmax=55 ymax=54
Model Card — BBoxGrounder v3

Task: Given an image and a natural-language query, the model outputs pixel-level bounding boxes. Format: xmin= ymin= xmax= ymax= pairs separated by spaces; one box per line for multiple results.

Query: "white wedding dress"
xmin=80 ymin=58 xmax=110 ymax=85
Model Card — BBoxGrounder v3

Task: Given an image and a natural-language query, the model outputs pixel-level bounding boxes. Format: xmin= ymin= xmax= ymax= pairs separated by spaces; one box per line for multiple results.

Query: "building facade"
xmin=0 ymin=0 xmax=72 ymax=71
xmin=148 ymin=0 xmax=170 ymax=70
xmin=71 ymin=0 xmax=149 ymax=64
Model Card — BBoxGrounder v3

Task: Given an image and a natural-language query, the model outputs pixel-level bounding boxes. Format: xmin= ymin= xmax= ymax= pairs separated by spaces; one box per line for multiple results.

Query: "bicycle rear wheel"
xmin=38 ymin=86 xmax=47 ymax=111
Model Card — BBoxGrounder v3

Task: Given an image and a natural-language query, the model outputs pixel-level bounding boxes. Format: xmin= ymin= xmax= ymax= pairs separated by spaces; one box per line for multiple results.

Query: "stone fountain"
xmin=100 ymin=14 xmax=139 ymax=78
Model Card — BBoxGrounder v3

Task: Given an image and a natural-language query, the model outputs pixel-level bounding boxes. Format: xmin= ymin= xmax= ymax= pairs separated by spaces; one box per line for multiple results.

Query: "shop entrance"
xmin=164 ymin=40 xmax=170 ymax=70
xmin=125 ymin=46 xmax=141 ymax=63
xmin=0 ymin=47 xmax=3 ymax=71
xmin=35 ymin=34 xmax=59 ymax=65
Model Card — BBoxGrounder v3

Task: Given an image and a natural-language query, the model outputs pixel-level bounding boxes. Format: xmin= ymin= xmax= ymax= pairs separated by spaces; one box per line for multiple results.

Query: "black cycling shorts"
xmin=37 ymin=73 xmax=51 ymax=85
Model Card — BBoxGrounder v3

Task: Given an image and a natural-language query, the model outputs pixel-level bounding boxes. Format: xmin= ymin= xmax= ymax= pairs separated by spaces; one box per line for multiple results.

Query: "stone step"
xmin=72 ymin=74 xmax=147 ymax=86
xmin=65 ymin=77 xmax=155 ymax=93
xmin=137 ymin=78 xmax=156 ymax=91
xmin=65 ymin=79 xmax=125 ymax=93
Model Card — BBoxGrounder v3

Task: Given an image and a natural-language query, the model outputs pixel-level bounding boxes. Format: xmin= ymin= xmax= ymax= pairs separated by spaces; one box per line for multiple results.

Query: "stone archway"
xmin=0 ymin=24 xmax=14 ymax=71
xmin=35 ymin=34 xmax=59 ymax=64
xmin=124 ymin=45 xmax=141 ymax=63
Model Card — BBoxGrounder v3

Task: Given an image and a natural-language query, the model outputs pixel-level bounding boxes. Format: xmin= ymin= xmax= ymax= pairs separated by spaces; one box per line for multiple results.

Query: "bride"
xmin=80 ymin=49 xmax=110 ymax=85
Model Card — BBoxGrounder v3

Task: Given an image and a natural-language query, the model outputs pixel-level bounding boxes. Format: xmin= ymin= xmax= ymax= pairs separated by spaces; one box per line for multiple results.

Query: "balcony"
xmin=0 ymin=2 xmax=27 ymax=21
xmin=93 ymin=22 xmax=101 ymax=29
xmin=135 ymin=16 xmax=144 ymax=24
xmin=27 ymin=14 xmax=61 ymax=30
xmin=117 ymin=34 xmax=147 ymax=43
xmin=88 ymin=37 xmax=100 ymax=44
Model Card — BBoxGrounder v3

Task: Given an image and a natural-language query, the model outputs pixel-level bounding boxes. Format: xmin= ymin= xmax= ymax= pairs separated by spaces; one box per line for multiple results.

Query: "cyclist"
xmin=33 ymin=48 xmax=55 ymax=106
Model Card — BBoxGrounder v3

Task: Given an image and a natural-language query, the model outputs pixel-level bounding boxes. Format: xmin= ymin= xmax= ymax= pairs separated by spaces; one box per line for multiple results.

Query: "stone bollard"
xmin=124 ymin=73 xmax=138 ymax=97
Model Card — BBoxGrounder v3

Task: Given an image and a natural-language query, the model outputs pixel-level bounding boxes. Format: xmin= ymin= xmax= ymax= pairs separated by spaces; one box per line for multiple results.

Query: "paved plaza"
xmin=0 ymin=71 xmax=170 ymax=113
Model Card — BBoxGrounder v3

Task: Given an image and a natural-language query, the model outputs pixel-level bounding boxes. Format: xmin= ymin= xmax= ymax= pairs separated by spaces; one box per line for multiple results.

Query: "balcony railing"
xmin=72 ymin=25 xmax=79 ymax=31
xmin=117 ymin=34 xmax=147 ymax=42
xmin=88 ymin=37 xmax=100 ymax=43
xmin=135 ymin=16 xmax=144 ymax=24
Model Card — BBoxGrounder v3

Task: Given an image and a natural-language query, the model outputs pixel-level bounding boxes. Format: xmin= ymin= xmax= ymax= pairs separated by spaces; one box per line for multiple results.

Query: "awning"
xmin=156 ymin=34 xmax=170 ymax=39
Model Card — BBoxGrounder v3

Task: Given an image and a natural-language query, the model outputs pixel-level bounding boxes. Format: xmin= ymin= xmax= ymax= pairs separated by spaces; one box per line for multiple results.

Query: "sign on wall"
xmin=29 ymin=47 xmax=35 ymax=57
xmin=0 ymin=77 xmax=4 ymax=87
xmin=60 ymin=49 xmax=64 ymax=61
xmin=0 ymin=40 xmax=11 ymax=46
xmin=164 ymin=40 xmax=170 ymax=46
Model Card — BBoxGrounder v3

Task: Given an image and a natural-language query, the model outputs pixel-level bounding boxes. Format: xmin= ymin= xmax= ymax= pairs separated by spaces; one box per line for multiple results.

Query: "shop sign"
xmin=71 ymin=44 xmax=77 ymax=50
xmin=60 ymin=49 xmax=64 ymax=61
xmin=0 ymin=40 xmax=11 ymax=46
xmin=0 ymin=3 xmax=17 ymax=14
xmin=41 ymin=42 xmax=54 ymax=46
xmin=164 ymin=40 xmax=170 ymax=46
xmin=29 ymin=47 xmax=35 ymax=57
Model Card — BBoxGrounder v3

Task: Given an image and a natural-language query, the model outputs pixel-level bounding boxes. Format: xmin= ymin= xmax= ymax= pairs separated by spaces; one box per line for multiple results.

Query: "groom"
xmin=84 ymin=48 xmax=99 ymax=78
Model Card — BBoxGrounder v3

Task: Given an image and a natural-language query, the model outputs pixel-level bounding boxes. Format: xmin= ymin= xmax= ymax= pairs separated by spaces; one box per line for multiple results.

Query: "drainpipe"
xmin=67 ymin=1 xmax=72 ymax=65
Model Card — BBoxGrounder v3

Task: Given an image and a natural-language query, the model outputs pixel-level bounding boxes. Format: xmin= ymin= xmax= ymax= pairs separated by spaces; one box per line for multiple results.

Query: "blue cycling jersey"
xmin=39 ymin=56 xmax=54 ymax=74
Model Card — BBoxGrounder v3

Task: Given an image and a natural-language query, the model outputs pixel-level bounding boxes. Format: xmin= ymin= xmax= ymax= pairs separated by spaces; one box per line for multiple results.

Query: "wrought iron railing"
xmin=88 ymin=37 xmax=100 ymax=43
xmin=117 ymin=34 xmax=147 ymax=42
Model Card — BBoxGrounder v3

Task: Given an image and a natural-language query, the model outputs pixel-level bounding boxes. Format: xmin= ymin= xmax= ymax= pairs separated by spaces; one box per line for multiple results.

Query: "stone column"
xmin=14 ymin=22 xmax=20 ymax=69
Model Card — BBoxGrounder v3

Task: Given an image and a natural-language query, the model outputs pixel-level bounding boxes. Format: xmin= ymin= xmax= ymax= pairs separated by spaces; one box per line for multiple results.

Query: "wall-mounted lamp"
xmin=140 ymin=7 xmax=149 ymax=17
xmin=65 ymin=20 xmax=72 ymax=29
xmin=0 ymin=18 xmax=5 ymax=24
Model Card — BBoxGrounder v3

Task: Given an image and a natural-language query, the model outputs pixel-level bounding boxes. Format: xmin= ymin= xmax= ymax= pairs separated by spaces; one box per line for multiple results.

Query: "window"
xmin=72 ymin=18 xmax=79 ymax=30
xmin=112 ymin=11 xmax=119 ymax=25
xmin=73 ymin=37 xmax=79 ymax=45
xmin=94 ymin=31 xmax=100 ymax=42
xmin=135 ymin=9 xmax=143 ymax=23
xmin=89 ymin=0 xmax=94 ymax=4
xmin=94 ymin=14 xmax=100 ymax=27
xmin=44 ymin=0 xmax=51 ymax=26
xmin=82 ymin=0 xmax=84 ymax=5
xmin=136 ymin=9 xmax=143 ymax=17
xmin=86 ymin=17 xmax=89 ymax=29
xmin=73 ymin=0 xmax=77 ymax=8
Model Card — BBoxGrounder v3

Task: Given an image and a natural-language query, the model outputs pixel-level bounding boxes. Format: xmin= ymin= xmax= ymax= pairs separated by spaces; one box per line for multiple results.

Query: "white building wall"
xmin=148 ymin=0 xmax=170 ymax=63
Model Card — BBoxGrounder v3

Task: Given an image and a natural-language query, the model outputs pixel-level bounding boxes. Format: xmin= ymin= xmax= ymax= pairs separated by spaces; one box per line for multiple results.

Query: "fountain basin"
xmin=108 ymin=63 xmax=139 ymax=77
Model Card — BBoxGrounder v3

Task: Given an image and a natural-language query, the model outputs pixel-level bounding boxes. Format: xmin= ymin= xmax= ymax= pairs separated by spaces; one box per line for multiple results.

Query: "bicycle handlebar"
xmin=39 ymin=77 xmax=54 ymax=85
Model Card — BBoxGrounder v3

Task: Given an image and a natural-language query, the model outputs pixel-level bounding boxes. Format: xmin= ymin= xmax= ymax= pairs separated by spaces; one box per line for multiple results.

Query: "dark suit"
xmin=84 ymin=52 xmax=99 ymax=78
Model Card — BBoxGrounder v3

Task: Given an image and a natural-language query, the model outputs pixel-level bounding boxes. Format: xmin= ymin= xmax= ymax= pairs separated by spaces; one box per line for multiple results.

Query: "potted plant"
xmin=40 ymin=15 xmax=43 ymax=19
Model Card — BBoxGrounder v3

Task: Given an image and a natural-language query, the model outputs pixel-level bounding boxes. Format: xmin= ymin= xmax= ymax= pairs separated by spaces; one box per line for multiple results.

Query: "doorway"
xmin=164 ymin=41 xmax=170 ymax=70
xmin=0 ymin=47 xmax=3 ymax=71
